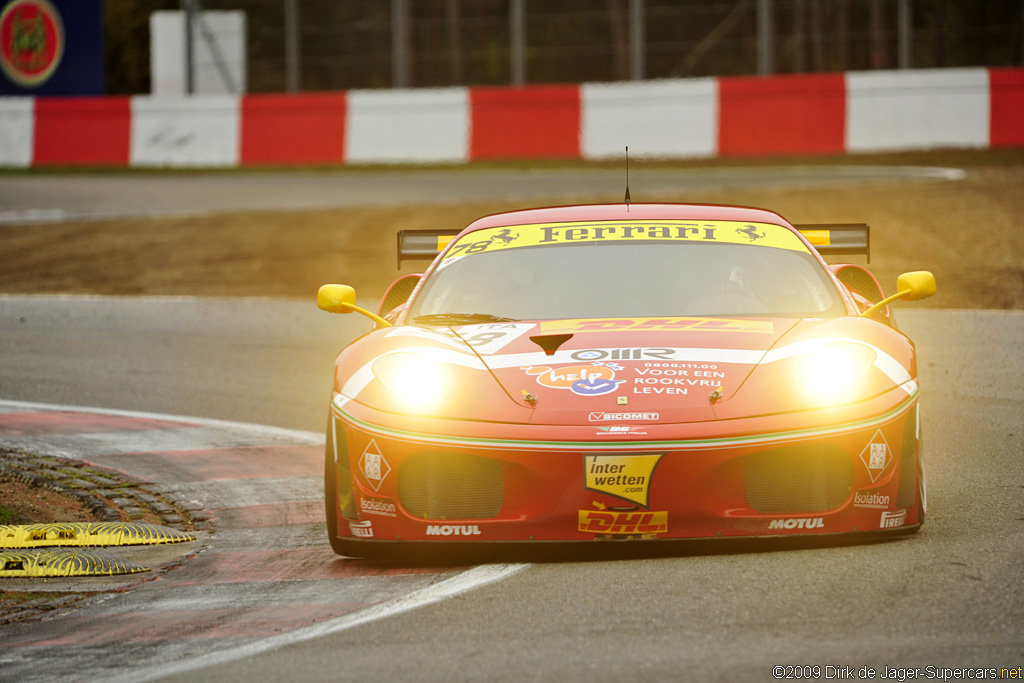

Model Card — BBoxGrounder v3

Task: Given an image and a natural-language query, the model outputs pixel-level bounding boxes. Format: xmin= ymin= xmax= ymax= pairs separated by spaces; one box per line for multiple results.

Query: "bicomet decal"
xmin=583 ymin=453 xmax=663 ymax=507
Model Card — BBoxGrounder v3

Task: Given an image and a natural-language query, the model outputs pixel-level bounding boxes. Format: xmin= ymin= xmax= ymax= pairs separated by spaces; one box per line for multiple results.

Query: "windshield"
xmin=408 ymin=222 xmax=843 ymax=322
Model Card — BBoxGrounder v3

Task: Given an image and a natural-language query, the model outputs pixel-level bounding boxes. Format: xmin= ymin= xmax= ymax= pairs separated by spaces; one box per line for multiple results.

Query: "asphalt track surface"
xmin=0 ymin=165 xmax=963 ymax=223
xmin=0 ymin=169 xmax=1021 ymax=681
xmin=1 ymin=301 xmax=1022 ymax=682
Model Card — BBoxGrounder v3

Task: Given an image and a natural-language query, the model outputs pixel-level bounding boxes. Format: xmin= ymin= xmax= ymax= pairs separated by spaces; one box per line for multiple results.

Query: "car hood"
xmin=338 ymin=316 xmax=914 ymax=427
xmin=457 ymin=317 xmax=798 ymax=425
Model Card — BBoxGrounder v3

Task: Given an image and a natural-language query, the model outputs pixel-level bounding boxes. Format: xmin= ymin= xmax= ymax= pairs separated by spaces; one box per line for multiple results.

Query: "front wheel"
xmin=324 ymin=415 xmax=364 ymax=557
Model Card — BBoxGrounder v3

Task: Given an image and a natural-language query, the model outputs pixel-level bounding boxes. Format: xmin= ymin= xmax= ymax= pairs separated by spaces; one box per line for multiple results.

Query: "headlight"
xmin=372 ymin=353 xmax=444 ymax=409
xmin=802 ymin=342 xmax=877 ymax=405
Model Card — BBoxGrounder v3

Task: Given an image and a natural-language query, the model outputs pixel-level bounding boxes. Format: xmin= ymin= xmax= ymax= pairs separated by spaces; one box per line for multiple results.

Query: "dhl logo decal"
xmin=540 ymin=317 xmax=773 ymax=334
xmin=578 ymin=509 xmax=668 ymax=535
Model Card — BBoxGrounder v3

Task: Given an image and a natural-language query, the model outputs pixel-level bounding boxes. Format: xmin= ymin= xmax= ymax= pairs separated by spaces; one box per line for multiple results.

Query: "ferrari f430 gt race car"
xmin=317 ymin=203 xmax=935 ymax=557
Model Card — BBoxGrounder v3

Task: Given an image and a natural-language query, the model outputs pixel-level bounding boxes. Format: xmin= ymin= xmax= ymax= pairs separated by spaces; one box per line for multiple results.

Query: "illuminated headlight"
xmin=372 ymin=353 xmax=444 ymax=408
xmin=802 ymin=342 xmax=877 ymax=405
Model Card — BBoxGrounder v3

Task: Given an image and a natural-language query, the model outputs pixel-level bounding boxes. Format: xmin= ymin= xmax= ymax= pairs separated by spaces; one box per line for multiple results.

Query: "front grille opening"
xmin=398 ymin=452 xmax=504 ymax=520
xmin=745 ymin=444 xmax=852 ymax=513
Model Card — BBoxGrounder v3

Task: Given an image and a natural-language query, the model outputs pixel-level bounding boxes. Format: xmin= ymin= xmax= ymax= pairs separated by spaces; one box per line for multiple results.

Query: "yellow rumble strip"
xmin=0 ymin=550 xmax=148 ymax=578
xmin=0 ymin=522 xmax=196 ymax=549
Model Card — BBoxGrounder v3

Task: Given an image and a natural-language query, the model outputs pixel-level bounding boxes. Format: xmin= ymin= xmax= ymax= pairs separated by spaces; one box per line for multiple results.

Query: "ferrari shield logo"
xmin=858 ymin=430 xmax=892 ymax=483
xmin=583 ymin=453 xmax=663 ymax=507
xmin=358 ymin=439 xmax=391 ymax=492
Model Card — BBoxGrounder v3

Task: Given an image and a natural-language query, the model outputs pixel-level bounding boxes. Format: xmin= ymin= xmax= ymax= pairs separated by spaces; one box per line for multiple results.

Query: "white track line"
xmin=0 ymin=398 xmax=324 ymax=446
xmin=120 ymin=562 xmax=529 ymax=683
xmin=1 ymin=398 xmax=532 ymax=680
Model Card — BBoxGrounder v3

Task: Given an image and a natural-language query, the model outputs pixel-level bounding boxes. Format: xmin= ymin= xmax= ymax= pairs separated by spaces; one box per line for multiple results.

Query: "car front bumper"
xmin=327 ymin=390 xmax=923 ymax=544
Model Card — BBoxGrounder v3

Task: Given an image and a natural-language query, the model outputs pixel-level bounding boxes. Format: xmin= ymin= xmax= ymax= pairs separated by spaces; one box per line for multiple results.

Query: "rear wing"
xmin=794 ymin=223 xmax=870 ymax=263
xmin=397 ymin=224 xmax=871 ymax=267
xmin=397 ymin=229 xmax=461 ymax=268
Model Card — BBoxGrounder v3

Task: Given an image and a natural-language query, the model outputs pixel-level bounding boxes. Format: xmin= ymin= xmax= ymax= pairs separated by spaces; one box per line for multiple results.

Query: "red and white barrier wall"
xmin=1 ymin=67 xmax=1022 ymax=167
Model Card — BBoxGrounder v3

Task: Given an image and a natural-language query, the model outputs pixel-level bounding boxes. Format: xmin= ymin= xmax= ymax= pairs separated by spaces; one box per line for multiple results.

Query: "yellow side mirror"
xmin=895 ymin=271 xmax=937 ymax=301
xmin=317 ymin=284 xmax=392 ymax=327
xmin=860 ymin=271 xmax=937 ymax=318
xmin=317 ymin=284 xmax=358 ymax=314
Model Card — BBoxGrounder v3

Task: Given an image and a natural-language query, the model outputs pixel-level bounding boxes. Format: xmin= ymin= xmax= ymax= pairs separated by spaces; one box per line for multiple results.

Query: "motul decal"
xmin=768 ymin=518 xmax=824 ymax=530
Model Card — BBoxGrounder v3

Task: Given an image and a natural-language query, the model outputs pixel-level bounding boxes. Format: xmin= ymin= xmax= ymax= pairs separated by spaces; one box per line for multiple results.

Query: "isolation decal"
xmin=583 ymin=453 xmax=663 ymax=507
xmin=360 ymin=496 xmax=397 ymax=517
xmin=853 ymin=491 xmax=891 ymax=509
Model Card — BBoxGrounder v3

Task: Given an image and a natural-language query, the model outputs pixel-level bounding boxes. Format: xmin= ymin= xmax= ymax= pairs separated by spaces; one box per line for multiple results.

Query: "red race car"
xmin=317 ymin=203 xmax=935 ymax=557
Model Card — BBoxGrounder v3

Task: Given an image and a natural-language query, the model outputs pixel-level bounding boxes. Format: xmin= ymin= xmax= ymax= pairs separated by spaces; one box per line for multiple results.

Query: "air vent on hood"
xmin=529 ymin=334 xmax=573 ymax=356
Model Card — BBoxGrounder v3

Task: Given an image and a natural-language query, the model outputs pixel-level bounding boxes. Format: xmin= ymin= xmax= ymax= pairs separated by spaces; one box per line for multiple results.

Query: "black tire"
xmin=915 ymin=452 xmax=926 ymax=527
xmin=324 ymin=416 xmax=365 ymax=557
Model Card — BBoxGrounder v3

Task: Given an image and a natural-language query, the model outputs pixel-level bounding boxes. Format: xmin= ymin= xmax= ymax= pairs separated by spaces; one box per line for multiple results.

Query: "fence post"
xmin=898 ymin=0 xmax=912 ymax=69
xmin=392 ymin=0 xmax=410 ymax=88
xmin=182 ymin=0 xmax=195 ymax=94
xmin=510 ymin=0 xmax=526 ymax=85
xmin=757 ymin=0 xmax=773 ymax=75
xmin=285 ymin=0 xmax=301 ymax=91
xmin=629 ymin=0 xmax=645 ymax=81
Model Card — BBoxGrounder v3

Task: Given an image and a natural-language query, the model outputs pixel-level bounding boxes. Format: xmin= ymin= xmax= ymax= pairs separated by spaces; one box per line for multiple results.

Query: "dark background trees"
xmin=103 ymin=0 xmax=1024 ymax=95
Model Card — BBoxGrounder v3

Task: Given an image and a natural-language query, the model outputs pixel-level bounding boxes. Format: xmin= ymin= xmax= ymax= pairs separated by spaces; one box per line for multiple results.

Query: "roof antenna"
xmin=624 ymin=146 xmax=631 ymax=207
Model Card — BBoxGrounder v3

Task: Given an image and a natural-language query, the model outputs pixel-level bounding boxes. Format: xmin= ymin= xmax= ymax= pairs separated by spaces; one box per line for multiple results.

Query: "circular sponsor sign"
xmin=0 ymin=0 xmax=64 ymax=87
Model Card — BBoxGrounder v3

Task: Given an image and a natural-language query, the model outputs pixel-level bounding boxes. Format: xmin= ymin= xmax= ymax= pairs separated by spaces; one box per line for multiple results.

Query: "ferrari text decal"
xmin=578 ymin=509 xmax=668 ymax=535
xmin=358 ymin=439 xmax=391 ymax=492
xmin=541 ymin=317 xmax=773 ymax=335
xmin=584 ymin=453 xmax=663 ymax=507
xmin=442 ymin=220 xmax=809 ymax=264
xmin=521 ymin=363 xmax=625 ymax=396
xmin=859 ymin=430 xmax=893 ymax=483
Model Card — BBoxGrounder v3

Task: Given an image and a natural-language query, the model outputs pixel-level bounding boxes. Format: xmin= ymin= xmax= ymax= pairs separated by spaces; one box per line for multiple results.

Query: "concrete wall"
xmin=1 ymin=67 xmax=1021 ymax=167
